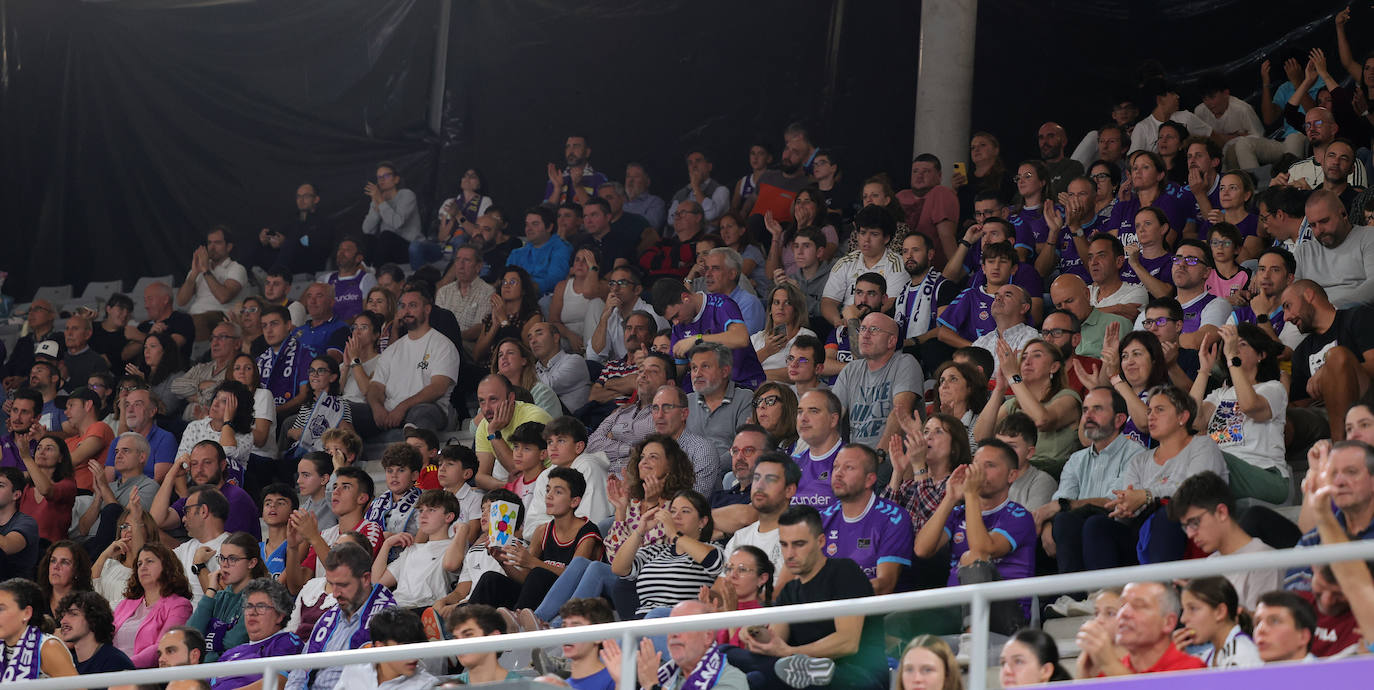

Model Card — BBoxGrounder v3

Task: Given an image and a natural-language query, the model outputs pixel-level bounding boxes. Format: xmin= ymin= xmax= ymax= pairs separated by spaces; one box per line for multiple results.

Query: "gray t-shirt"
xmin=832 ymin=352 xmax=923 ymax=448
xmin=1008 ymin=464 xmax=1058 ymax=511
xmin=1122 ymin=434 xmax=1228 ymax=499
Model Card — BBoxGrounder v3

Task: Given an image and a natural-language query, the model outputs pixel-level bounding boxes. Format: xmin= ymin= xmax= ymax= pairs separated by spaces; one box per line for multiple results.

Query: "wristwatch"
xmin=487 ymin=430 xmax=502 ymax=441
xmin=350 ymin=358 xmax=362 ymax=366
xmin=1010 ymin=374 xmax=1023 ymax=385
xmin=191 ymin=563 xmax=207 ymax=575
xmin=1230 ymin=356 xmax=1242 ymax=368
xmin=1058 ymin=498 xmax=1072 ymax=512
xmin=1255 ymin=313 xmax=1269 ymax=324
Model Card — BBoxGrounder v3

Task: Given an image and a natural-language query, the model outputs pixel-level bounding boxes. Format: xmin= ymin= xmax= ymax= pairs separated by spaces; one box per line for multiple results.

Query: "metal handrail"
xmin=15 ymin=539 xmax=1374 ymax=690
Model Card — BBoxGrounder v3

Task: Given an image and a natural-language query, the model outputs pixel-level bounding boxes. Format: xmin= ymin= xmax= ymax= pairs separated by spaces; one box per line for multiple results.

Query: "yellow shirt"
xmin=474 ymin=401 xmax=554 ymax=481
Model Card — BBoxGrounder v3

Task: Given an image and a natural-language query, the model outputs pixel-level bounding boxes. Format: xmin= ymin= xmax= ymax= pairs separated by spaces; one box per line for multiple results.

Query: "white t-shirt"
xmin=1203 ymin=380 xmax=1288 ymax=474
xmin=750 ymin=328 xmax=818 ymax=370
xmin=1090 ymin=282 xmax=1148 ymax=311
xmin=724 ymin=522 xmax=782 ymax=575
xmin=972 ymin=324 xmax=1040 ymax=377
xmin=186 ymin=259 xmax=249 ymax=314
xmin=822 ymin=250 xmax=907 ymax=304
xmin=387 ymin=539 xmax=454 ymax=609
xmin=456 ymin=542 xmax=501 ymax=603
xmin=1192 ymin=97 xmax=1265 ymax=139
xmin=1130 ymin=111 xmax=1214 ymax=153
xmin=174 ymin=531 xmax=228 ymax=606
xmin=342 ymin=355 xmax=381 ymax=404
xmin=1209 ymin=538 xmax=1281 ymax=612
xmin=372 ymin=328 xmax=461 ymax=414
xmin=1133 ymin=291 xmax=1230 ymax=333
xmin=252 ymin=388 xmax=279 ymax=457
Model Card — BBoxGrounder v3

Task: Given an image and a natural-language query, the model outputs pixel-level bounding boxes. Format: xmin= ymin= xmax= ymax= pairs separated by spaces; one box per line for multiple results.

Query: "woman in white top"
xmin=341 ymin=311 xmax=383 ymax=409
xmin=0 ymin=579 xmax=76 ymax=680
xmin=1190 ymin=323 xmax=1288 ymax=503
xmin=752 ymin=282 xmax=816 ymax=378
xmin=548 ymin=245 xmax=607 ymax=353
xmin=175 ymin=382 xmax=255 ymax=483
xmin=1174 ymin=576 xmax=1262 ymax=668
xmin=228 ymin=354 xmax=277 ymax=459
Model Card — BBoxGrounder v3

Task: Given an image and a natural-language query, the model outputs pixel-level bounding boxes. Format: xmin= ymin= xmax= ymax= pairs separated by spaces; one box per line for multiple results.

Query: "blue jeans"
xmin=534 ymin=557 xmax=620 ymax=624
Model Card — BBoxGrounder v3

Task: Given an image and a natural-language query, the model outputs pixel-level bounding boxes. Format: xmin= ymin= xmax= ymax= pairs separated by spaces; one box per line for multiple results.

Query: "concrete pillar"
xmin=913 ymin=0 xmax=978 ymax=185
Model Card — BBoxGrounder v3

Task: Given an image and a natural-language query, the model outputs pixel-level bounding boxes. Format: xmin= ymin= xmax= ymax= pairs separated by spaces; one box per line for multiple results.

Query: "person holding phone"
xmin=752 ymin=283 xmax=816 ymax=380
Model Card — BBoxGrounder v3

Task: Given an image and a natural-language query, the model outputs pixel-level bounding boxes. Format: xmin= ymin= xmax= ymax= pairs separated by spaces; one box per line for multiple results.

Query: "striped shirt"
xmin=629 ymin=540 xmax=725 ymax=615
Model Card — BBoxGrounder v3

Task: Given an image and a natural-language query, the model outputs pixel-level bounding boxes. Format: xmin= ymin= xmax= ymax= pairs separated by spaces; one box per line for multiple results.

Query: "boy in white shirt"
xmin=437 ymin=443 xmax=484 ymax=540
xmin=522 ymin=416 xmax=612 ymax=538
xmin=372 ymin=489 xmax=461 ymax=610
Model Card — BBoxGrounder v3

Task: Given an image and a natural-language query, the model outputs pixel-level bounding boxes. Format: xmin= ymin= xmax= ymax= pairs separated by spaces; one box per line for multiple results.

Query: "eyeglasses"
xmin=1015 ymin=172 xmax=1037 ymax=181
xmin=1043 ymin=328 xmax=1078 ymax=338
xmin=1171 ymin=255 xmax=1205 ymax=266
xmin=242 ymin=602 xmax=278 ymax=614
xmin=1208 ymin=239 xmax=1234 ymax=248
xmin=350 ymin=324 xmax=372 ymax=331
xmin=730 ymin=446 xmax=760 ymax=457
xmin=754 ymin=396 xmax=782 ymax=409
xmin=217 ymin=554 xmax=250 ymax=565
xmin=1143 ymin=316 xmax=1179 ymax=328
xmin=240 ymin=307 xmax=259 ymax=314
xmin=856 ymin=325 xmax=895 ymax=336
xmin=1090 ymin=173 xmax=1113 ymax=181
xmin=650 ymin=403 xmax=684 ymax=413
xmin=608 ymin=279 xmax=638 ymax=288
xmin=501 ymin=278 xmax=520 ymax=286
xmin=785 ymin=355 xmax=811 ymax=365
xmin=211 ymin=334 xmax=239 ymax=341
xmin=1180 ymin=513 xmax=1208 ymax=533
xmin=307 ymin=367 xmax=332 ymax=375
xmin=184 ymin=502 xmax=203 ymax=512
xmin=1304 ymin=120 xmax=1327 ymax=130
xmin=118 ymin=522 xmax=131 ymax=531
xmin=377 ymin=172 xmax=397 ymax=180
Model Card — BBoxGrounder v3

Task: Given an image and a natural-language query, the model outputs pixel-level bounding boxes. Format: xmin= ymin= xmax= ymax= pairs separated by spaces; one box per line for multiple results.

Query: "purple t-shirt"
xmin=943 ymin=498 xmax=1036 ymax=613
xmin=938 ymin=286 xmax=997 ymax=341
xmin=0 ymin=434 xmax=34 ymax=470
xmin=1106 ymin=183 xmax=1198 ymax=246
xmin=213 ymin=630 xmax=303 ymax=690
xmin=820 ymin=494 xmax=915 ymax=580
xmin=1120 ymin=252 xmax=1174 ymax=287
xmin=1055 ymin=214 xmax=1104 ymax=282
xmin=792 ymin=440 xmax=843 ymax=511
xmin=670 ymin=293 xmax=765 ymax=391
xmin=328 ymin=271 xmax=370 ymax=322
xmin=174 ymin=482 xmax=263 ymax=539
xmin=1201 ymin=213 xmax=1259 ymax=240
xmin=1180 ymin=292 xmax=1219 ymax=333
xmin=1010 ymin=205 xmax=1055 ymax=248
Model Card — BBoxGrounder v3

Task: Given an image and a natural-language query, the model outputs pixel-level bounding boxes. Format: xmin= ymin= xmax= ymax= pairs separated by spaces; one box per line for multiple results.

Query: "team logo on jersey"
xmin=818 ymin=471 xmax=829 ymax=480
xmin=953 ymin=531 xmax=966 ymax=544
xmin=857 ymin=538 xmax=871 ymax=550
xmin=826 ymin=542 xmax=837 ymax=556
xmin=978 ymin=310 xmax=989 ymax=321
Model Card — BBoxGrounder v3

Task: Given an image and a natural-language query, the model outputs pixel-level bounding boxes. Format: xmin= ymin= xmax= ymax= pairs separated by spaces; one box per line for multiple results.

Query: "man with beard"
xmin=58 ymin=590 xmax=134 ymax=673
xmin=357 ymin=285 xmax=460 ymax=436
xmin=285 ymin=543 xmax=398 ymax=690
xmin=1184 ymin=137 xmax=1224 ymax=224
xmin=1037 ymin=122 xmax=1085 ymax=197
xmin=544 ymin=135 xmax=607 ymax=206
xmin=588 ymin=266 xmax=668 ymax=364
xmin=1278 ymin=106 xmax=1369 ymax=189
xmin=821 ymin=206 xmax=905 ymax=328
xmin=1315 ymin=139 xmax=1364 ymax=214
xmin=710 ymin=426 xmax=774 ymax=531
xmin=833 ymin=313 xmax=922 ymax=460
xmin=893 ymin=232 xmax=958 ymax=367
xmin=583 ymin=310 xmax=656 ymax=422
xmin=176 ymin=225 xmax=247 ymax=341
xmin=819 ymin=445 xmax=913 ymax=595
xmin=821 ymin=272 xmax=885 ymax=378
xmin=1233 ymin=247 xmax=1304 ymax=351
xmin=1294 ymin=183 xmax=1369 ymax=300
xmin=326 ymin=236 xmax=377 ymax=322
xmin=0 ymin=388 xmax=41 ymax=470
xmin=1040 ymin=387 xmax=1144 ymax=572
xmin=1282 ymin=280 xmax=1374 ymax=441
xmin=1133 ymin=240 xmax=1229 ymax=350
xmin=150 ymin=439 xmax=261 ymax=539
xmin=721 ymin=451 xmax=797 ymax=578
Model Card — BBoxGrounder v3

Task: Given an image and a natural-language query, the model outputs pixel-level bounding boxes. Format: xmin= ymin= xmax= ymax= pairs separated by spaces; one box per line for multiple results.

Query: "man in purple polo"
xmin=650 ymin=278 xmax=764 ymax=391
xmin=326 ymin=236 xmax=377 ymax=322
xmin=792 ymin=389 xmax=845 ymax=511
xmin=819 ymin=444 xmax=914 ymax=595
xmin=936 ymin=241 xmax=1020 ymax=348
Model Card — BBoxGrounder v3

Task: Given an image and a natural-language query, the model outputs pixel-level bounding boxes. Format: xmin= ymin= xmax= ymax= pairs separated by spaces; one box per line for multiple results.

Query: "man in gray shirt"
xmin=73 ymin=432 xmax=159 ymax=538
xmin=1295 ymin=189 xmax=1374 ymax=307
xmin=831 ymin=313 xmax=922 ymax=454
xmin=685 ymin=343 xmax=755 ymax=479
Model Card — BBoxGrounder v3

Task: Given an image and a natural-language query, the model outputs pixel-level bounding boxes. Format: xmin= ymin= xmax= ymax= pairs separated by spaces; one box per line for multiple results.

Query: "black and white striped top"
xmin=628 ymin=540 xmax=725 ymax=616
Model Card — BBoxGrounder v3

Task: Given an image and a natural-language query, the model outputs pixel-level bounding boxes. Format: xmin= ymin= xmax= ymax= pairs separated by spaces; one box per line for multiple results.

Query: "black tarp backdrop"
xmin=0 ymin=0 xmax=1361 ymax=300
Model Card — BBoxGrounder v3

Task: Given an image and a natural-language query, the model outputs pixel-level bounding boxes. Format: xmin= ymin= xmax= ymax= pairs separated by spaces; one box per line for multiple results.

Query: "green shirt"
xmin=1001 ymin=387 xmax=1083 ymax=479
xmin=185 ymin=583 xmax=248 ymax=662
xmin=1076 ymin=308 xmax=1133 ymax=359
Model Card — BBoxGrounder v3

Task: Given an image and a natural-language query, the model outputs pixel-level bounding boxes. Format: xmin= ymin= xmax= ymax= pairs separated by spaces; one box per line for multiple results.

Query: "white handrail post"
xmin=262 ymin=664 xmax=277 ymax=690
xmin=619 ymin=630 xmax=638 ymax=690
xmin=968 ymin=592 xmax=989 ymax=690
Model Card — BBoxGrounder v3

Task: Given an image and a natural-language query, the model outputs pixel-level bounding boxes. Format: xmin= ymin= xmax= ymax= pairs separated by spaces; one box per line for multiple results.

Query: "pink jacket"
xmin=112 ymin=595 xmax=193 ymax=668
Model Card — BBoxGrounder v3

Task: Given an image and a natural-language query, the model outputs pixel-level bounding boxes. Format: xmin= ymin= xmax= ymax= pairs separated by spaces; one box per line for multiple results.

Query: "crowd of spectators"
xmin=11 ymin=11 xmax=1374 ymax=688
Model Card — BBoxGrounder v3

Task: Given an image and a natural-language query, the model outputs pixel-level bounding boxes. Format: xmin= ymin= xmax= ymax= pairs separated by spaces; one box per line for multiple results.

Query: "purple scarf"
xmin=305 ymin=584 xmax=396 ymax=655
xmin=364 ymin=486 xmax=421 ymax=533
xmin=257 ymin=337 xmax=302 ymax=405
xmin=0 ymin=625 xmax=44 ymax=681
xmin=657 ymin=642 xmax=727 ymax=690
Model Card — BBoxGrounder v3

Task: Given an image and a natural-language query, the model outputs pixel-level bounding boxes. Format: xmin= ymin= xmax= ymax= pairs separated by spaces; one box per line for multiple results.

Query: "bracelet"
xmin=958 ymin=239 xmax=972 ymax=248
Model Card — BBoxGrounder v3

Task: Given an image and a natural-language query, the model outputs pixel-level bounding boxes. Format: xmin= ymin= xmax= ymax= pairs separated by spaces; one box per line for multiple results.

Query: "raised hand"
xmin=606 ymin=475 xmax=628 ymax=511
xmin=1196 ymin=331 xmax=1220 ymax=374
xmin=546 ymin=163 xmax=562 ymax=188
xmin=946 ymin=464 xmax=970 ymax=502
xmin=221 ymin=392 xmax=237 ymax=424
xmin=641 ymin=471 xmax=665 ymax=502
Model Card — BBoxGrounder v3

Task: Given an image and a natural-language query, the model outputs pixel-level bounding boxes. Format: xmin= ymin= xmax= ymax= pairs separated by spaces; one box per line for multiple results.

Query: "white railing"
xmin=16 ymin=540 xmax=1374 ymax=690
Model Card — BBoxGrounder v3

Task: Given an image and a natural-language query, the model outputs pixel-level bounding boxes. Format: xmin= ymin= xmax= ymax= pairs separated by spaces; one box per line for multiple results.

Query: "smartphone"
xmin=953 ymin=162 xmax=968 ymax=179
xmin=773 ymin=325 xmax=787 ymax=337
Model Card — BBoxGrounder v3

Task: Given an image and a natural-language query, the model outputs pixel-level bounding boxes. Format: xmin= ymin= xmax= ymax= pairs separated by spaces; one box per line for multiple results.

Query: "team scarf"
xmin=364 ymin=486 xmax=422 ymax=533
xmin=258 ymin=336 xmax=302 ymax=405
xmin=657 ymin=641 xmax=727 ymax=690
xmin=305 ymin=584 xmax=397 ymax=655
xmin=298 ymin=392 xmax=347 ymax=451
xmin=0 ymin=625 xmax=44 ymax=681
xmin=456 ymin=192 xmax=484 ymax=223
xmin=896 ymin=269 xmax=947 ymax=339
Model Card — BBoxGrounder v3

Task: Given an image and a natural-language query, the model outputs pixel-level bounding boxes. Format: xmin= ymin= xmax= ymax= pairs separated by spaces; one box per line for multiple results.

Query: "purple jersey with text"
xmin=938 ymin=286 xmax=997 ymax=341
xmin=1120 ymin=252 xmax=1174 ymax=287
xmin=670 ymin=293 xmax=765 ymax=390
xmin=820 ymin=495 xmax=915 ymax=579
xmin=1106 ymin=183 xmax=1198 ymax=246
xmin=328 ymin=271 xmax=369 ymax=321
xmin=792 ymin=441 xmax=843 ymax=510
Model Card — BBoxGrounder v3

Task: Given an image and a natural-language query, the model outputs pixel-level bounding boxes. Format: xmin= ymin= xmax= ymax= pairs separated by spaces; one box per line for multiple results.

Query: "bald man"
xmin=971 ymin=285 xmax=1038 ymax=377
xmin=1049 ymin=274 xmax=1132 ymax=358
xmin=123 ymin=282 xmax=196 ymax=363
xmin=832 ymin=313 xmax=922 ymax=479
xmin=1283 ymin=279 xmax=1374 ymax=441
xmin=1037 ymin=122 xmax=1084 ymax=197
xmin=1294 ymin=189 xmax=1374 ymax=308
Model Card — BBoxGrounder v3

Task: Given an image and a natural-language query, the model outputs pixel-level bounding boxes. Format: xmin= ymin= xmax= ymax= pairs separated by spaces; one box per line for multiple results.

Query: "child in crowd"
xmin=421 ymin=488 xmax=525 ymax=641
xmin=295 ymin=450 xmax=337 ymax=531
xmin=437 ymin=442 xmax=484 ymax=538
xmin=1204 ymin=222 xmax=1249 ymax=301
xmin=402 ymin=426 xmax=443 ymax=490
xmin=505 ymin=421 xmax=548 ymax=511
xmin=372 ymin=489 xmax=461 ymax=610
xmin=366 ymin=443 xmax=425 ymax=542
xmin=522 ymin=416 xmax=612 ymax=538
